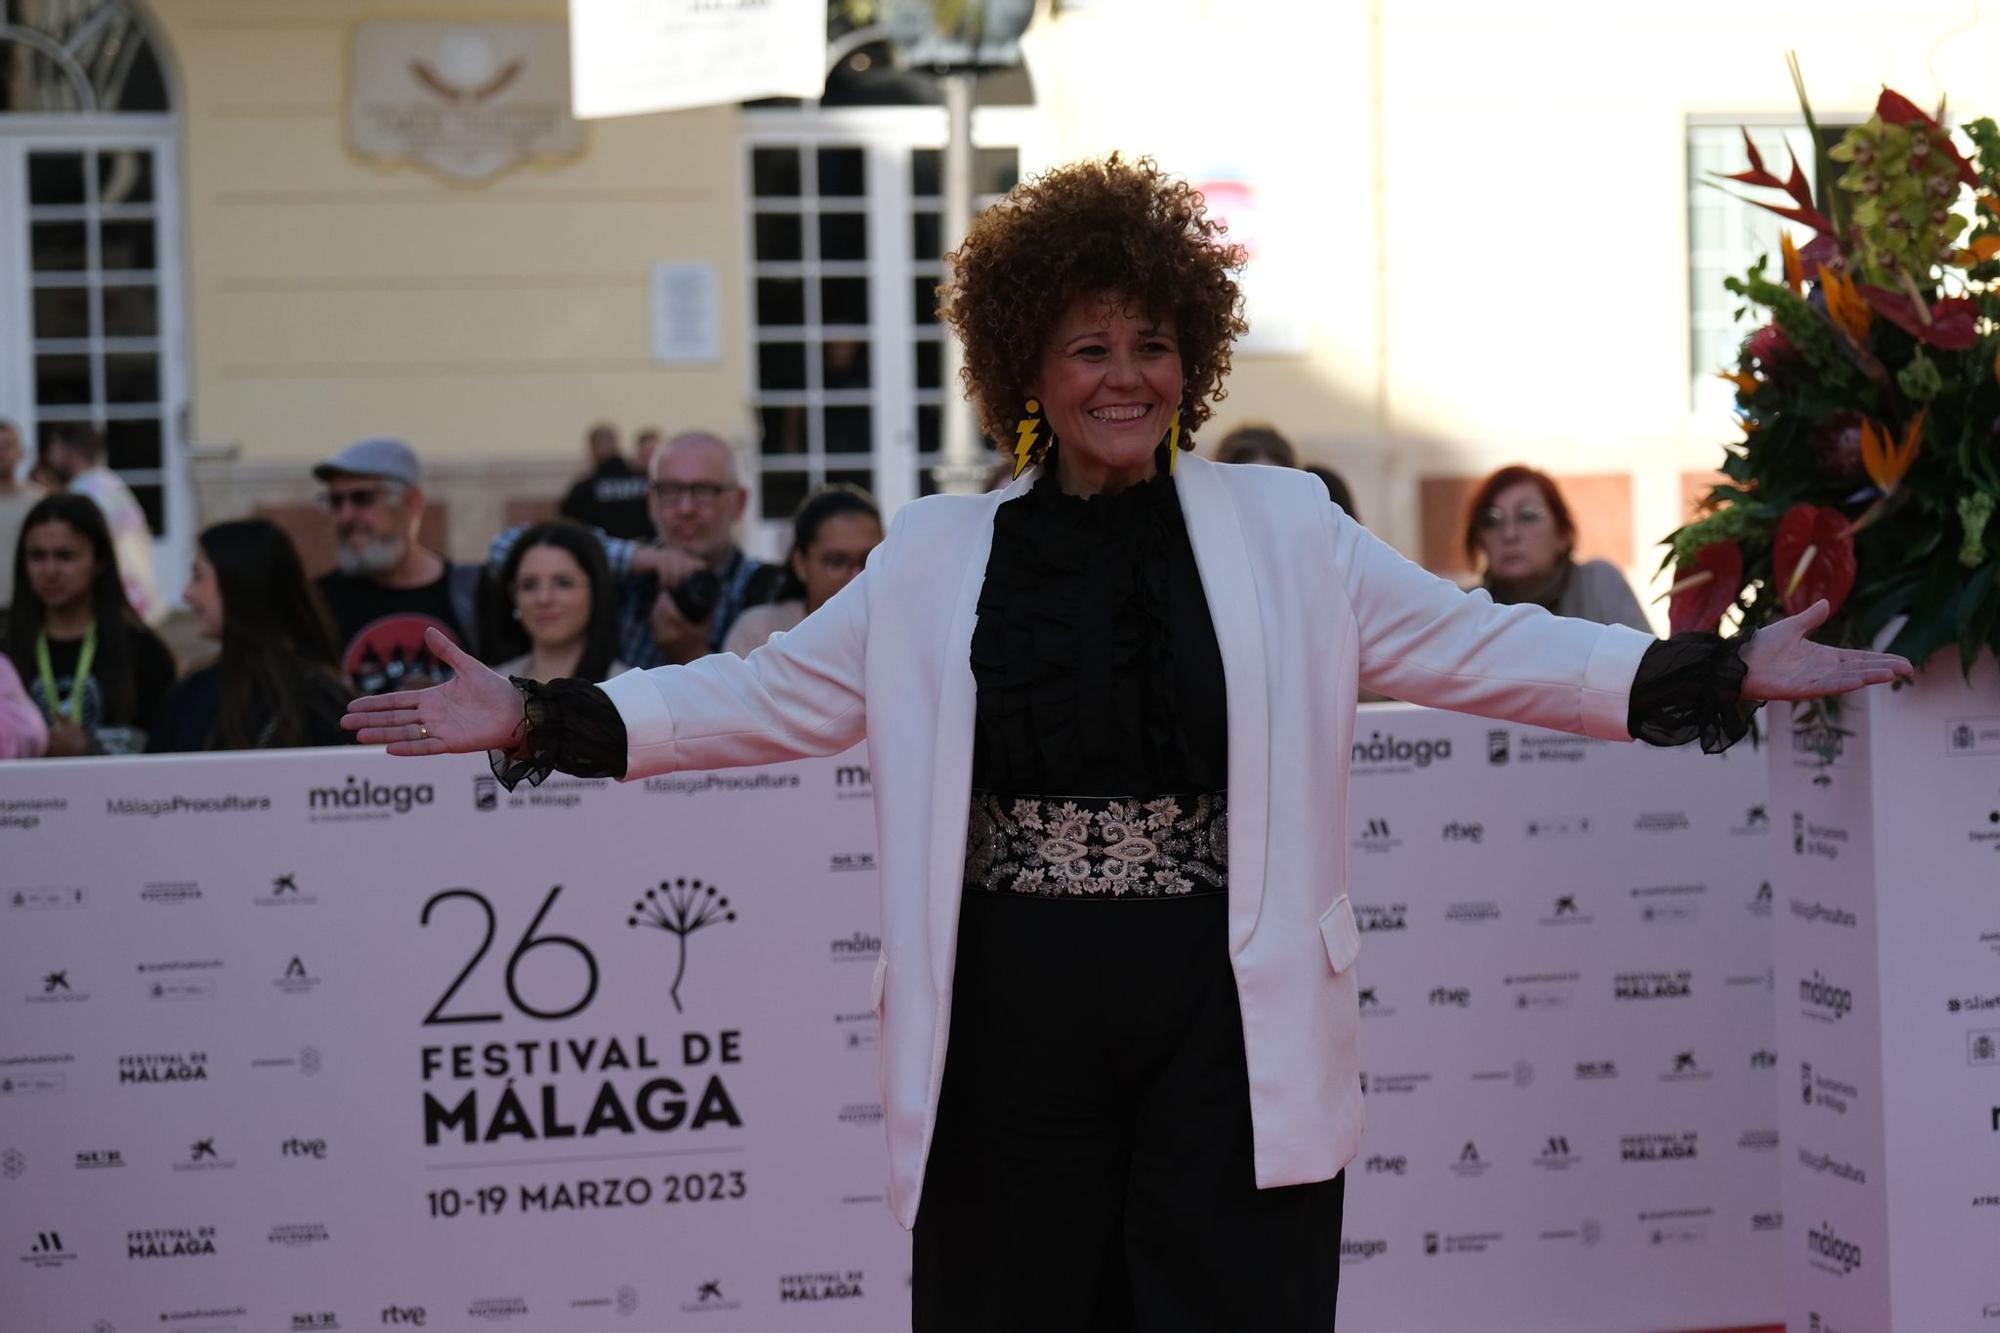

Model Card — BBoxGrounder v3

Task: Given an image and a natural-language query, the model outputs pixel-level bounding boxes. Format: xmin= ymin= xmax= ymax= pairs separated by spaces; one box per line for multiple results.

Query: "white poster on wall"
xmin=568 ymin=0 xmax=826 ymax=120
xmin=652 ymin=261 xmax=722 ymax=365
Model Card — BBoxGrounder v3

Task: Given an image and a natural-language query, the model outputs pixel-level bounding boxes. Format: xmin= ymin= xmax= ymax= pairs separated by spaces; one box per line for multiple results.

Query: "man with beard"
xmin=311 ymin=438 xmax=483 ymax=695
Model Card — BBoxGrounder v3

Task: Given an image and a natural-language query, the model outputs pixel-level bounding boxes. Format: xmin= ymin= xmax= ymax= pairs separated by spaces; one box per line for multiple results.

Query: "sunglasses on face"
xmin=318 ymin=487 xmax=394 ymax=513
xmin=1475 ymin=504 xmax=1549 ymax=532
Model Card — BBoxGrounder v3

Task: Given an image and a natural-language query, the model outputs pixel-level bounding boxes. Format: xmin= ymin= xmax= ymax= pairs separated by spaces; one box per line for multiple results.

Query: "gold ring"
xmin=418 ymin=725 xmax=430 ymax=740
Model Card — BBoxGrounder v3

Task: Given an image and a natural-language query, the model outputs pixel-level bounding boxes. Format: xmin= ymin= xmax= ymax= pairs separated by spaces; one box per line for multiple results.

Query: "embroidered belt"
xmin=964 ymin=791 xmax=1229 ymax=899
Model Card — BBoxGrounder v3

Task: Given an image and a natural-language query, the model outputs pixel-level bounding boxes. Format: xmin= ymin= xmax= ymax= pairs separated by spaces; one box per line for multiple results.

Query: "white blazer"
xmin=603 ymin=454 xmax=1654 ymax=1228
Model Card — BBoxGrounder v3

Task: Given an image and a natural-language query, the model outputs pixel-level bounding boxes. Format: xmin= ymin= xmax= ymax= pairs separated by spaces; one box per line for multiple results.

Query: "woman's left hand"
xmin=1739 ymin=600 xmax=1915 ymax=702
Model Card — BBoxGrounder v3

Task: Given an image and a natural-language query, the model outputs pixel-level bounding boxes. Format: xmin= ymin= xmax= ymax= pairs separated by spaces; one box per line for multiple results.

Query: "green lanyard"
xmin=36 ymin=621 xmax=98 ymax=728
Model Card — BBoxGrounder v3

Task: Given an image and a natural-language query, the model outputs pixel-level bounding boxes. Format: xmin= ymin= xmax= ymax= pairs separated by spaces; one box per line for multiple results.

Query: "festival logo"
xmin=1950 ymin=993 xmax=2000 ymax=1014
xmin=1358 ymin=1070 xmax=1432 ymax=1096
xmin=628 ymin=878 xmax=737 ymax=1013
xmin=835 ymin=762 xmax=872 ymax=799
xmin=465 ymin=1296 xmax=530 ymax=1322
xmin=1613 ymin=970 xmax=1693 ymax=1001
xmin=281 ymin=1137 xmax=329 ymax=1161
xmin=290 ymin=1314 xmax=341 ymax=1331
xmin=379 ymin=1305 xmax=429 ymax=1325
xmin=1486 ymin=730 xmax=1510 ymax=766
xmin=1789 ymin=896 xmax=1857 ymax=928
xmin=1353 ymin=902 xmax=1408 ymax=934
xmin=1 ymin=1148 xmax=22 ymax=1180
xmin=1362 ymin=1153 xmax=1408 ymax=1176
xmin=1632 ymin=881 xmax=1705 ymax=925
xmin=1573 ymin=1059 xmax=1620 ymax=1082
xmin=1736 ymin=1128 xmax=1778 ymax=1153
xmin=1426 ymin=985 xmax=1471 ymax=1009
xmin=1534 ymin=1219 xmax=1602 ymax=1247
xmin=1439 ymin=820 xmax=1484 ymax=844
xmin=566 ymin=1286 xmax=640 ymax=1317
xmin=118 ymin=1051 xmax=210 ymax=1085
xmin=126 ymin=1225 xmax=218 ymax=1259
xmin=1801 ymin=1062 xmax=1858 ymax=1115
xmin=1525 ymin=814 xmax=1590 ymax=839
xmin=1356 ymin=986 xmax=1394 ymax=1018
xmin=1424 ymin=1229 xmax=1503 ymax=1256
xmin=1619 ymin=1132 xmax=1698 ymax=1163
xmin=829 ymin=851 xmax=876 ymax=874
xmin=778 ymin=1270 xmax=865 ymax=1303
xmin=1469 ymin=1060 xmax=1536 ymax=1089
xmin=250 ymin=1045 xmax=323 ymax=1077
xmin=1752 ymin=1211 xmax=1784 ymax=1233
xmin=1633 ymin=810 xmax=1691 ymax=834
xmin=1642 ymin=1207 xmax=1710 ymax=1248
xmin=74 ymin=1148 xmax=123 ymax=1171
xmin=0 ymin=794 xmax=66 ymax=833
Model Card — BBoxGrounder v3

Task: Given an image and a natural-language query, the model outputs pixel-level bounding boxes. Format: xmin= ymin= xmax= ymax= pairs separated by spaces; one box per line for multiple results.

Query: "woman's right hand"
xmin=341 ymin=627 xmax=525 ymax=756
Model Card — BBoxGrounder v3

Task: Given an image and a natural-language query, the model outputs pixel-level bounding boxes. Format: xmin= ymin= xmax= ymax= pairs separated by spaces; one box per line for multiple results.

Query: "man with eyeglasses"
xmin=312 ymin=438 xmax=485 ymax=696
xmin=489 ymin=430 xmax=783 ymax=670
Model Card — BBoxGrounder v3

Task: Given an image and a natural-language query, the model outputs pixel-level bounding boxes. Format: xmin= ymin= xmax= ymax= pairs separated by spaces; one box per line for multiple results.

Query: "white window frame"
xmin=738 ymin=103 xmax=1035 ymax=556
xmin=0 ymin=113 xmax=189 ymax=605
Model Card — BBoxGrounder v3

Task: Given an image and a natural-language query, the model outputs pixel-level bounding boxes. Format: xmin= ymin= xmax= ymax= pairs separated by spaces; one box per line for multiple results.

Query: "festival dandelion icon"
xmin=629 ymin=878 xmax=736 ymax=1013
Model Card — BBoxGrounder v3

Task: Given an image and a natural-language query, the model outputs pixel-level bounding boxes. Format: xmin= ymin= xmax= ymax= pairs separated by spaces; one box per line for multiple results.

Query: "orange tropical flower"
xmin=1820 ymin=269 xmax=1873 ymax=343
xmin=1780 ymin=231 xmax=1805 ymax=295
xmin=1716 ymin=369 xmax=1759 ymax=397
xmin=1859 ymin=411 xmax=1923 ymax=495
xmin=1953 ymin=234 xmax=2000 ymax=266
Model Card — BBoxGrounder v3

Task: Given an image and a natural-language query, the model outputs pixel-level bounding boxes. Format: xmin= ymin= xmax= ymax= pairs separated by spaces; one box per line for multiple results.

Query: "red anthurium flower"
xmin=1668 ymin=541 xmax=1743 ymax=634
xmin=1773 ymin=504 xmax=1857 ymax=617
xmin=1858 ymin=287 xmax=1980 ymax=350
xmin=1874 ymin=87 xmax=1978 ymax=186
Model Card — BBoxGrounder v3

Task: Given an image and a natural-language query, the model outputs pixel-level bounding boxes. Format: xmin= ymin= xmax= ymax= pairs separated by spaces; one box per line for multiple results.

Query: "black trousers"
xmin=913 ymin=891 xmax=1345 ymax=1332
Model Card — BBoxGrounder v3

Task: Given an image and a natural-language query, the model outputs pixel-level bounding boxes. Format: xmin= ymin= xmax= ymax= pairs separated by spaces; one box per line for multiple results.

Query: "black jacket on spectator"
xmin=316 ymin=564 xmax=485 ymax=695
xmin=560 ymin=458 xmax=653 ymax=542
xmin=149 ymin=664 xmax=351 ymax=753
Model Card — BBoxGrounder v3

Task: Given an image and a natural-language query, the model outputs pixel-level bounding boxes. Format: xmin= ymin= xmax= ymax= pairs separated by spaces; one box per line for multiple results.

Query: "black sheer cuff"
xmin=1626 ymin=630 xmax=1761 ymax=754
xmin=488 ymin=677 xmax=630 ymax=790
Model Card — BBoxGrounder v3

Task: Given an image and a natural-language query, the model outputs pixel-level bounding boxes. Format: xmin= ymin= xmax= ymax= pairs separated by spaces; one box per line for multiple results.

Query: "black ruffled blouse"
xmin=494 ymin=465 xmax=1755 ymax=789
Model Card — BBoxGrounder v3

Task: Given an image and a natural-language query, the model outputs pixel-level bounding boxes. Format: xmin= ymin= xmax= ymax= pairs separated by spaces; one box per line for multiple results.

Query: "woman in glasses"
xmin=722 ymin=484 xmax=883 ymax=657
xmin=1464 ymin=464 xmax=1651 ymax=632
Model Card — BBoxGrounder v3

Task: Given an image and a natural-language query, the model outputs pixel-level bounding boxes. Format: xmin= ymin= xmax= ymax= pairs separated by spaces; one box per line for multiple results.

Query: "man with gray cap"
xmin=312 ymin=438 xmax=484 ymax=696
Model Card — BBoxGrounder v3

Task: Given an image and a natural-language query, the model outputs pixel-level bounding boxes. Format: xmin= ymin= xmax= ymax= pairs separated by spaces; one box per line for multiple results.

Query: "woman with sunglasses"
xmin=1464 ymin=464 xmax=1651 ymax=632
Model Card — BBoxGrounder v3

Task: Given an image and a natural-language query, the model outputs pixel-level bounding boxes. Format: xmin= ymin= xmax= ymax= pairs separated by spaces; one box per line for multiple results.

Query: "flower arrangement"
xmin=1665 ymin=62 xmax=1999 ymax=673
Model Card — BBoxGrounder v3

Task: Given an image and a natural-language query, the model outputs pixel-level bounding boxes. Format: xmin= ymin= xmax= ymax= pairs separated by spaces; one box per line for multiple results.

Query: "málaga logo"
xmin=628 ymin=878 xmax=737 ymax=1013
xmin=307 ymin=775 xmax=436 ymax=822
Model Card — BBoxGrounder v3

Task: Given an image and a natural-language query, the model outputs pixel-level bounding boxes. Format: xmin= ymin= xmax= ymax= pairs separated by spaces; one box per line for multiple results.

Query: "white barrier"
xmin=1 ymin=705 xmax=1779 ymax=1333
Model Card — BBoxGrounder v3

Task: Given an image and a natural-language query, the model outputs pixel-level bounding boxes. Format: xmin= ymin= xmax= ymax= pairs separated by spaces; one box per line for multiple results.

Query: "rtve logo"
xmin=380 ymin=1308 xmax=428 ymax=1326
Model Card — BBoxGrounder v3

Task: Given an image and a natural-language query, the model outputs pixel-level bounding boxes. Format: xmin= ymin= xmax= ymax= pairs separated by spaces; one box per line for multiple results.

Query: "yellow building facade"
xmin=4 ymin=0 xmax=1993 ymax=612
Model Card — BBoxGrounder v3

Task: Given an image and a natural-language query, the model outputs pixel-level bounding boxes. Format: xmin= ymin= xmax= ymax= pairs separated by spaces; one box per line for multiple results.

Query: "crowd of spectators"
xmin=0 ymin=414 xmax=1652 ymax=759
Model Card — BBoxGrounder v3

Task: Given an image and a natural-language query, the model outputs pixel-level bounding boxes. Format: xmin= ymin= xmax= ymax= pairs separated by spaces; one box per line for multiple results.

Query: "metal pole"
xmin=933 ymin=68 xmax=987 ymax=494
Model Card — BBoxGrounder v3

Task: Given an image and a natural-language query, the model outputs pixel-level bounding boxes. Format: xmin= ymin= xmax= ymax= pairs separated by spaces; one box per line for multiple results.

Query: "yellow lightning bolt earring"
xmin=1165 ymin=407 xmax=1184 ymax=476
xmin=1013 ymin=398 xmax=1045 ymax=480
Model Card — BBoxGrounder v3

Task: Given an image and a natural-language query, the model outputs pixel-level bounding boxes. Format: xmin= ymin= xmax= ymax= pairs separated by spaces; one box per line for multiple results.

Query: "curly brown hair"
xmin=938 ymin=154 xmax=1247 ymax=460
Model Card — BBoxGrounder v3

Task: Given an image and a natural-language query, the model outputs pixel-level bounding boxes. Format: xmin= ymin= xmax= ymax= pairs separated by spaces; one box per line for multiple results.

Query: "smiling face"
xmin=1475 ymin=478 xmax=1570 ymax=583
xmin=512 ymin=543 xmax=593 ymax=653
xmin=1029 ymin=295 xmax=1183 ymax=495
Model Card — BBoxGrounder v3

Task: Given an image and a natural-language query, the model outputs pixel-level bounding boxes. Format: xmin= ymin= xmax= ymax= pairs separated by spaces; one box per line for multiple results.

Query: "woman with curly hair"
xmin=349 ymin=155 xmax=1909 ymax=1329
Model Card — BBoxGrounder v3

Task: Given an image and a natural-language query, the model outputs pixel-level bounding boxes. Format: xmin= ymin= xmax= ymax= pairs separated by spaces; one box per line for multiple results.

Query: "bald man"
xmin=489 ymin=431 xmax=784 ymax=670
